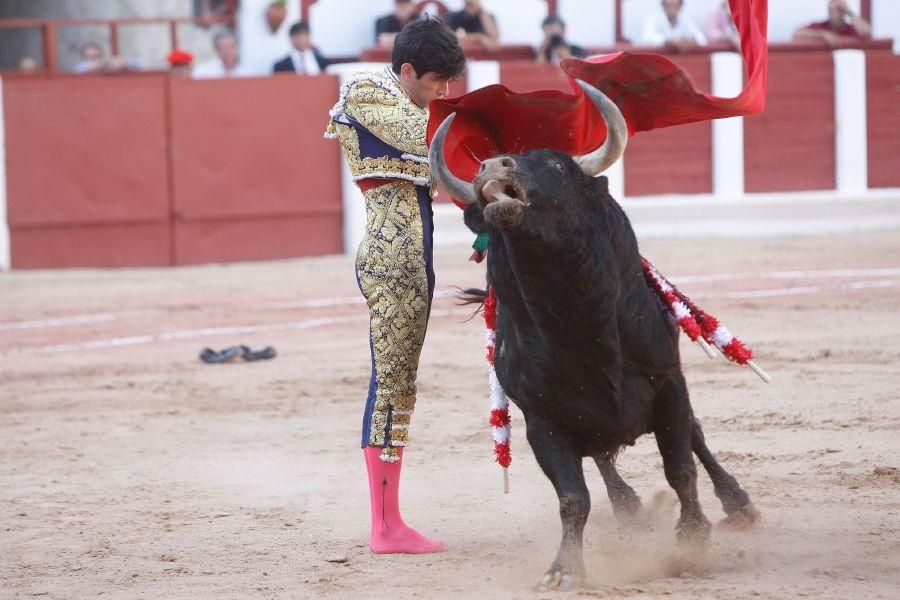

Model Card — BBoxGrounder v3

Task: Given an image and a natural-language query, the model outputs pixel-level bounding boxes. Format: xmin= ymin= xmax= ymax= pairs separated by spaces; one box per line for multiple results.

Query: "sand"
xmin=2 ymin=231 xmax=899 ymax=599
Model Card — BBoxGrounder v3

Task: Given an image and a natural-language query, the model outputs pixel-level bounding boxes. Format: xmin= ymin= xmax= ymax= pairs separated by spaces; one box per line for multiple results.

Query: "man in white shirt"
xmin=641 ymin=0 xmax=707 ymax=51
xmin=193 ymin=30 xmax=253 ymax=78
xmin=273 ymin=21 xmax=327 ymax=75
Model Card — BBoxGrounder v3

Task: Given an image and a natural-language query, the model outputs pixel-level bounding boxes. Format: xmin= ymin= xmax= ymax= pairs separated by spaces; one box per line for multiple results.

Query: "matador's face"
xmin=398 ymin=64 xmax=451 ymax=109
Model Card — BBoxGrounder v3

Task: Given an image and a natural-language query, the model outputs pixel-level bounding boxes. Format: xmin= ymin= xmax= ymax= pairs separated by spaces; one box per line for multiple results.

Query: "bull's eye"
xmin=554 ymin=161 xmax=564 ymax=172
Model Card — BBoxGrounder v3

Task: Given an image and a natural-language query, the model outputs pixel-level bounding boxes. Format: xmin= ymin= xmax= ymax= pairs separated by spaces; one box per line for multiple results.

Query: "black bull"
xmin=429 ymin=83 xmax=758 ymax=590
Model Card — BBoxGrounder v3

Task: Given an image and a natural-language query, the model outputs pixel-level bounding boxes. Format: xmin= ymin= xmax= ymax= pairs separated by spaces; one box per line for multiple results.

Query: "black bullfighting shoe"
xmin=199 ymin=346 xmax=243 ymax=364
xmin=240 ymin=345 xmax=277 ymax=361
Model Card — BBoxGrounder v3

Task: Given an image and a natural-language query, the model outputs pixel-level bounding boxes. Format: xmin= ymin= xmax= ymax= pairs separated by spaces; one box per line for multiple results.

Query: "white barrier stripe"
xmin=833 ymin=50 xmax=868 ymax=193
xmin=4 ymin=270 xmax=900 ymax=331
xmin=4 ymin=307 xmax=471 ymax=356
xmin=466 ymin=60 xmax=500 ymax=92
xmin=693 ymin=279 xmax=894 ymax=300
xmin=0 ymin=310 xmax=161 ymax=331
xmin=671 ymin=267 xmax=900 ymax=284
xmin=4 ymin=279 xmax=894 ymax=356
xmin=711 ymin=52 xmax=745 ymax=198
xmin=4 ymin=268 xmax=900 ymax=333
xmin=0 ymin=76 xmax=9 ymax=270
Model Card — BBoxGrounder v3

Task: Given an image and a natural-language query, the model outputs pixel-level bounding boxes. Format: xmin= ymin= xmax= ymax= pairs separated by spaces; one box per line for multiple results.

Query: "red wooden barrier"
xmin=866 ymin=51 xmax=900 ymax=189
xmin=498 ymin=61 xmax=573 ymax=94
xmin=744 ymin=52 xmax=835 ymax=193
xmin=169 ymin=74 xmax=343 ymax=264
xmin=3 ymin=74 xmax=344 ymax=269
xmin=4 ymin=75 xmax=172 ymax=268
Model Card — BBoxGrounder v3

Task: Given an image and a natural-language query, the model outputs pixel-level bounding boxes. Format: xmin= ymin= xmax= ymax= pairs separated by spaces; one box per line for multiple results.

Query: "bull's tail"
xmin=455 ymin=287 xmax=489 ymax=322
xmin=457 ymin=287 xmax=488 ymax=307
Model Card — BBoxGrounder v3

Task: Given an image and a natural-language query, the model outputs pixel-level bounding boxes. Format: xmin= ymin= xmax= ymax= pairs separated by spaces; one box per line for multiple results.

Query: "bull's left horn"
xmin=428 ymin=113 xmax=478 ymax=205
xmin=572 ymin=80 xmax=628 ymax=177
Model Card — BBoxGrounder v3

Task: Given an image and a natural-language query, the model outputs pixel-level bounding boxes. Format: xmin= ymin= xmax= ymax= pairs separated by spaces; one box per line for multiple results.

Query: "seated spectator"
xmin=641 ymin=0 xmax=707 ymax=52
xmin=537 ymin=15 xmax=587 ymax=63
xmin=73 ymin=42 xmax=105 ymax=74
xmin=73 ymin=41 xmax=139 ymax=74
xmin=706 ymin=1 xmax=740 ymax=50
xmin=274 ymin=21 xmax=327 ymax=75
xmin=375 ymin=0 xmax=418 ymax=47
xmin=446 ymin=0 xmax=500 ymax=53
xmin=794 ymin=0 xmax=871 ymax=47
xmin=546 ymin=35 xmax=588 ymax=65
xmin=193 ymin=29 xmax=252 ymax=78
xmin=167 ymin=49 xmax=194 ymax=77
xmin=19 ymin=57 xmax=40 ymax=73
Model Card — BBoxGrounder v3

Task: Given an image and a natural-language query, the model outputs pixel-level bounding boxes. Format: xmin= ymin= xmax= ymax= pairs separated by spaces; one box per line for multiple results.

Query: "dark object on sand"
xmin=199 ymin=345 xmax=277 ymax=364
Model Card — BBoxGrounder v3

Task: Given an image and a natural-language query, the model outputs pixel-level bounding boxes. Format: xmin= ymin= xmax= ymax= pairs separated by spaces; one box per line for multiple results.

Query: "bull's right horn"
xmin=428 ymin=113 xmax=478 ymax=206
xmin=572 ymin=80 xmax=628 ymax=177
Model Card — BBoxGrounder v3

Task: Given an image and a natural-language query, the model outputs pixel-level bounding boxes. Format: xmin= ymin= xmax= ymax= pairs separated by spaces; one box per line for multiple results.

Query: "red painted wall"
xmin=866 ymin=51 xmax=900 ymax=189
xmin=744 ymin=52 xmax=836 ymax=193
xmin=4 ymin=75 xmax=172 ymax=268
xmin=3 ymin=74 xmax=344 ymax=269
xmin=499 ymin=62 xmax=574 ymax=94
xmin=169 ymin=75 xmax=343 ymax=264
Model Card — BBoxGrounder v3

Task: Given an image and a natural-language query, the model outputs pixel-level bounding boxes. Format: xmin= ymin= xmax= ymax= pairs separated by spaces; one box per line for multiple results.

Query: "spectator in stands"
xmin=706 ymin=1 xmax=740 ymax=49
xmin=167 ymin=49 xmax=194 ymax=77
xmin=546 ymin=35 xmax=588 ymax=64
xmin=537 ymin=15 xmax=587 ymax=63
xmin=273 ymin=21 xmax=327 ymax=75
xmin=73 ymin=41 xmax=138 ymax=74
xmin=73 ymin=42 xmax=105 ymax=74
xmin=19 ymin=57 xmax=39 ymax=73
xmin=794 ymin=0 xmax=871 ymax=46
xmin=375 ymin=0 xmax=418 ymax=47
xmin=641 ymin=0 xmax=707 ymax=51
xmin=193 ymin=30 xmax=251 ymax=78
xmin=446 ymin=0 xmax=500 ymax=53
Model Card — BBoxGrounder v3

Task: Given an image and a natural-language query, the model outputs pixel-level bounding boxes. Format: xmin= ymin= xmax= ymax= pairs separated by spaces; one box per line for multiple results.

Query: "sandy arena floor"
xmin=1 ymin=229 xmax=899 ymax=599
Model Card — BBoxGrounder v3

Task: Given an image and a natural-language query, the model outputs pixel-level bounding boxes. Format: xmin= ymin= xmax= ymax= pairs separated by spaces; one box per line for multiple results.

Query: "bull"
xmin=429 ymin=81 xmax=758 ymax=590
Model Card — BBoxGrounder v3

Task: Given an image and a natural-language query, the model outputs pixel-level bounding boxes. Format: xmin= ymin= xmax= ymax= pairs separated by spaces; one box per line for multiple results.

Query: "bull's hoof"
xmin=610 ymin=493 xmax=643 ymax=527
xmin=536 ymin=566 xmax=583 ymax=592
xmin=719 ymin=502 xmax=760 ymax=530
xmin=676 ymin=514 xmax=712 ymax=545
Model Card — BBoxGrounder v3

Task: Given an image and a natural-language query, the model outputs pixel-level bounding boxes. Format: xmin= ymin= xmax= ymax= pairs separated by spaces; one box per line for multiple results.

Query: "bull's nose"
xmin=479 ymin=156 xmax=517 ymax=173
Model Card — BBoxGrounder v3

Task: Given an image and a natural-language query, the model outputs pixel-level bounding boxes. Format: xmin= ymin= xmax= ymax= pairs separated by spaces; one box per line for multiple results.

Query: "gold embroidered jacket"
xmin=325 ymin=66 xmax=431 ymax=187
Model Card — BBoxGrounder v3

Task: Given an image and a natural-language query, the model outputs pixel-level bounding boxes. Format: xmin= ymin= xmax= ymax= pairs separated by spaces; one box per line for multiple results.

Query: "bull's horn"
xmin=573 ymin=80 xmax=628 ymax=177
xmin=428 ymin=113 xmax=478 ymax=205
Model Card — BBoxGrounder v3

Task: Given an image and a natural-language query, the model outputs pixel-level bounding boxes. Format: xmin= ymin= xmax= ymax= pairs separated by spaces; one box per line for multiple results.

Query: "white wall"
xmin=237 ymin=0 xmax=301 ymax=75
xmin=873 ymin=0 xmax=900 ymax=53
xmin=310 ymin=0 xmax=394 ymax=56
xmin=558 ymin=0 xmax=616 ymax=48
xmin=480 ymin=0 xmax=549 ymax=46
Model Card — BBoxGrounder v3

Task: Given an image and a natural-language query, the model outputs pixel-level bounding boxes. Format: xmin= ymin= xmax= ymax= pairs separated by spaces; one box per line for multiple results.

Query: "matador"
xmin=325 ymin=18 xmax=466 ymax=554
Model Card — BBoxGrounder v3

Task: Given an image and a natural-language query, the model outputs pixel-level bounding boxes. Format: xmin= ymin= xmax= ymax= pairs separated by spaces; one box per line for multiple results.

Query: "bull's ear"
xmin=594 ymin=175 xmax=610 ymax=195
xmin=463 ymin=202 xmax=489 ymax=234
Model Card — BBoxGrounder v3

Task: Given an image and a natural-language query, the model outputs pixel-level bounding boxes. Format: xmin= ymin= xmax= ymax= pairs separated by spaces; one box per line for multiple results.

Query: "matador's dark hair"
xmin=392 ymin=17 xmax=466 ymax=80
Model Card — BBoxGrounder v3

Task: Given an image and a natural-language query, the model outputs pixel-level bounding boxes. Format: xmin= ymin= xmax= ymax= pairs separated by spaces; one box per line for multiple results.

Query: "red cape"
xmin=427 ymin=0 xmax=768 ymax=204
